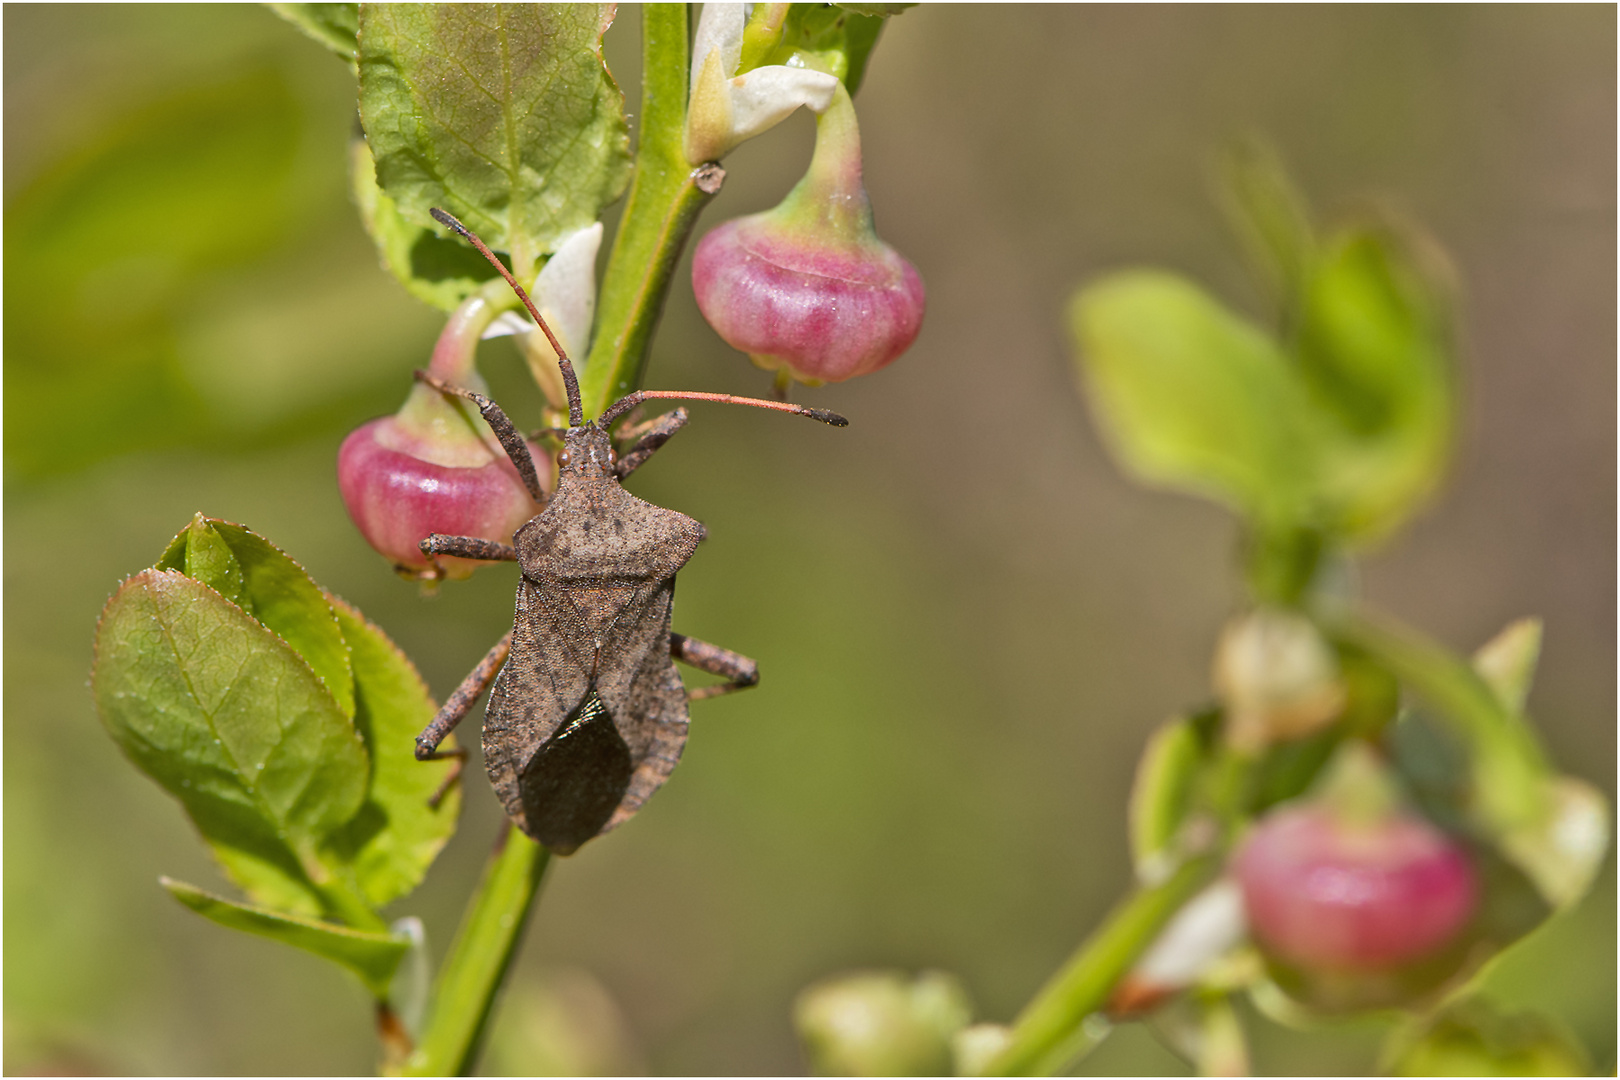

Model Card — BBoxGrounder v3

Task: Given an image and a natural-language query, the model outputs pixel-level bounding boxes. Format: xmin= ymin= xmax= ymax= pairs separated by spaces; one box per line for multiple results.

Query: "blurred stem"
xmin=581 ymin=3 xmax=718 ymax=418
xmin=983 ymin=854 xmax=1220 ymax=1076
xmin=1245 ymin=525 xmax=1324 ymax=607
xmin=401 ymin=826 xmax=551 ymax=1077
xmin=1194 ymin=992 xmax=1250 ymax=1077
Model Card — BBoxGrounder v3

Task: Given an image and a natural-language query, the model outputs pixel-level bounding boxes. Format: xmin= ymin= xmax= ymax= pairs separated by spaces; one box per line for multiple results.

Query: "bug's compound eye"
xmin=606 ymin=445 xmax=617 ymax=465
xmin=557 ymin=448 xmax=573 ymax=469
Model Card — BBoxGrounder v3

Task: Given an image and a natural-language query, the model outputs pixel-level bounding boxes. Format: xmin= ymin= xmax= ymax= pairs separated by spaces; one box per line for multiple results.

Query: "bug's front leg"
xmin=417 ymin=631 xmax=513 ymax=807
xmin=614 ymin=408 xmax=689 ymax=480
xmin=415 ymin=371 xmax=548 ymax=504
xmin=670 ymin=631 xmax=759 ymax=700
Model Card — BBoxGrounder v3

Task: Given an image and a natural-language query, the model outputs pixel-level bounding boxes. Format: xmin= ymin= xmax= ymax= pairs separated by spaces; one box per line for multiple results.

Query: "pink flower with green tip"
xmin=338 ymin=294 xmax=549 ymax=581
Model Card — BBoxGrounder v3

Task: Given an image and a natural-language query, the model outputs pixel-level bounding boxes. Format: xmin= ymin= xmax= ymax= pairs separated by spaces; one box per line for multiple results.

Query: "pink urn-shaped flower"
xmin=1235 ymin=746 xmax=1479 ymax=1009
xmin=693 ymin=83 xmax=925 ymax=390
xmin=338 ymin=295 xmax=548 ymax=581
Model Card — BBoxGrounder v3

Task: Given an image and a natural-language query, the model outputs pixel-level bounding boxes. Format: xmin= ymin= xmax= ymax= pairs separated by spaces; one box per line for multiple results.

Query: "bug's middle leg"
xmin=670 ymin=631 xmax=759 ymax=700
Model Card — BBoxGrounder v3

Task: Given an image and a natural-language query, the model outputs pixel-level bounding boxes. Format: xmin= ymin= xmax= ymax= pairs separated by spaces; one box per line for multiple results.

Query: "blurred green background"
xmin=5 ymin=5 xmax=1613 ymax=1075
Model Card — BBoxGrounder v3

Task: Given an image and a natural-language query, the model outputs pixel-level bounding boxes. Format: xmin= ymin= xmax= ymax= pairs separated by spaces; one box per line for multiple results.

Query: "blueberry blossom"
xmin=1235 ymin=745 xmax=1479 ymax=1009
xmin=693 ymin=81 xmax=925 ymax=390
xmin=338 ymin=292 xmax=549 ymax=581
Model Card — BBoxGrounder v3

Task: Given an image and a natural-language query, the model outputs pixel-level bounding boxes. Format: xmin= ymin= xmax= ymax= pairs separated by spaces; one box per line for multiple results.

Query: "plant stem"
xmin=401 ymin=826 xmax=551 ymax=1077
xmin=982 ymin=854 xmax=1218 ymax=1076
xmin=581 ymin=3 xmax=718 ymax=418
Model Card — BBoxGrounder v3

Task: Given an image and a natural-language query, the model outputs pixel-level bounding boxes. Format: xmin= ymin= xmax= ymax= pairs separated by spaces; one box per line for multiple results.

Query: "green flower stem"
xmin=580 ymin=3 xmax=717 ymax=418
xmin=402 ymin=826 xmax=551 ymax=1077
xmin=982 ymin=854 xmax=1219 ymax=1076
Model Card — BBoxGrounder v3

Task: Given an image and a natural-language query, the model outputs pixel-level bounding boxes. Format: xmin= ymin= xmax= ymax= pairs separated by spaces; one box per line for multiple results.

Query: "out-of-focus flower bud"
xmin=685 ymin=2 xmax=840 ymax=164
xmin=693 ymin=82 xmax=925 ymax=391
xmin=1213 ymin=608 xmax=1346 ymax=753
xmin=481 ymin=968 xmax=644 ymax=1077
xmin=1235 ymin=746 xmax=1479 ymax=1007
xmin=950 ymin=1023 xmax=1013 ymax=1077
xmin=1111 ymin=879 xmax=1248 ymax=1016
xmin=794 ymin=970 xmax=971 ymax=1077
xmin=338 ymin=295 xmax=548 ymax=580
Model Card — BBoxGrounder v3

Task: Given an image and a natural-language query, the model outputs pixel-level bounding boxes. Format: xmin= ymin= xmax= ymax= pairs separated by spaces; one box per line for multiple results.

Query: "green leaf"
xmin=1069 ymin=271 xmax=1317 ymax=531
xmin=357 ymin=3 xmax=632 ymax=285
xmin=1385 ymin=999 xmax=1591 ymax=1077
xmin=163 ymin=877 xmax=406 ymax=999
xmin=1340 ymin=616 xmax=1550 ymax=838
xmin=158 ymin=516 xmax=355 ymax=720
xmin=269 ymin=3 xmax=360 ymax=67
xmin=323 ymin=596 xmax=460 ymax=909
xmin=1216 ymin=139 xmax=1317 ymax=318
xmin=158 ymin=513 xmax=247 ymax=607
xmin=350 ymin=139 xmax=503 ymax=311
xmin=1128 ymin=716 xmax=1206 ymax=880
xmin=1296 ymin=225 xmax=1454 ymax=540
xmin=93 ymin=569 xmax=369 ymax=916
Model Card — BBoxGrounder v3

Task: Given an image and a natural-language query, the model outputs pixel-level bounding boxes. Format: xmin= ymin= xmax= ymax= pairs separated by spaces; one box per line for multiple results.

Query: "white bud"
xmin=1213 ymin=608 xmax=1345 ymax=753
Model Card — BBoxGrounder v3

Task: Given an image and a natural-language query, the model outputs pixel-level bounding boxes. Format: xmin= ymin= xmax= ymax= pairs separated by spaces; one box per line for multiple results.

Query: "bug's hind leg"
xmin=417 ymin=632 xmax=513 ymax=807
xmin=670 ymin=632 xmax=759 ymax=700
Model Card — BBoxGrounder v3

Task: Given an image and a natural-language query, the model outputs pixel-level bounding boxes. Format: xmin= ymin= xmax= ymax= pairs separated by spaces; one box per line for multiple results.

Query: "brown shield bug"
xmin=411 ymin=209 xmax=847 ymax=855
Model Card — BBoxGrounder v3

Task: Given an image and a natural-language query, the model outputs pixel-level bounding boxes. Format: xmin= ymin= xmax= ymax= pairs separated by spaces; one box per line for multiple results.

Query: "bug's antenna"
xmin=598 ymin=389 xmax=848 ymax=430
xmin=430 ymin=207 xmax=585 ymax=427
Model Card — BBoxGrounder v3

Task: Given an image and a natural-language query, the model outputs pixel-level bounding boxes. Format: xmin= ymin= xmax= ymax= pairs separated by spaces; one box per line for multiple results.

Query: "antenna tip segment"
xmin=430 ymin=207 xmax=468 ymax=237
xmin=804 ymin=407 xmax=850 ymax=427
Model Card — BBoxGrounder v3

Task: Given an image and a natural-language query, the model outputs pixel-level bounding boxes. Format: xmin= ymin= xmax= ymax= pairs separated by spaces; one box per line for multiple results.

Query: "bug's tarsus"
xmin=413 ymin=370 xmax=547 ymax=502
xmin=430 ymin=207 xmax=585 ymax=426
xmin=425 ymin=747 xmax=469 ymax=809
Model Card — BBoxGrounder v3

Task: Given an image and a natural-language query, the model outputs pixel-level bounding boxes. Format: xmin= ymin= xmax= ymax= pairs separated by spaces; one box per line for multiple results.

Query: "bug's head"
xmin=556 ymin=424 xmax=617 ymax=481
